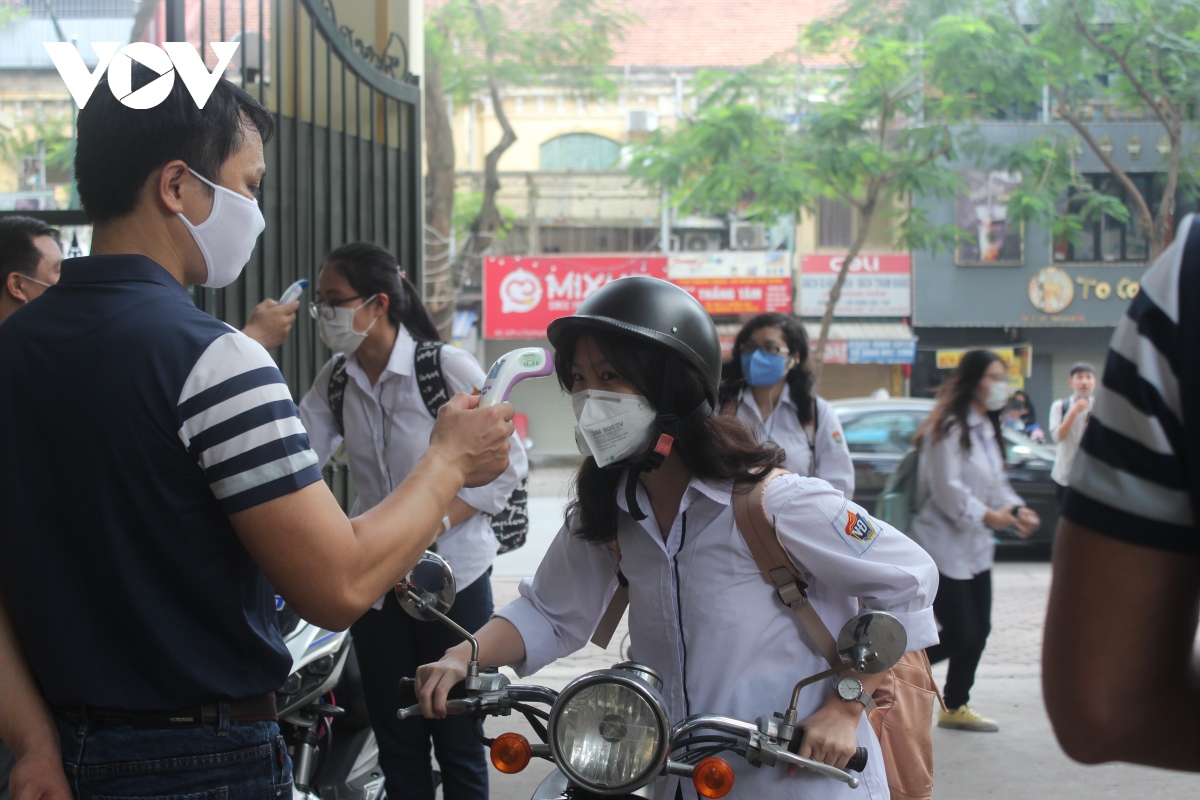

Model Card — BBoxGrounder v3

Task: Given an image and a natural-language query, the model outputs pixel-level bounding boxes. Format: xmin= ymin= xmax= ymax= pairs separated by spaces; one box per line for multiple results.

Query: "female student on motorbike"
xmin=414 ymin=277 xmax=938 ymax=799
xmin=299 ymin=243 xmax=528 ymax=800
xmin=908 ymin=350 xmax=1039 ymax=733
xmin=722 ymin=313 xmax=855 ymax=497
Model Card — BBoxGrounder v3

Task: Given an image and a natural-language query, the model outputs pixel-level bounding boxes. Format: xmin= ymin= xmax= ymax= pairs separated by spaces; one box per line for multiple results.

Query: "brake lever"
xmin=397 ymin=697 xmax=476 ymax=721
xmin=771 ymin=747 xmax=860 ymax=789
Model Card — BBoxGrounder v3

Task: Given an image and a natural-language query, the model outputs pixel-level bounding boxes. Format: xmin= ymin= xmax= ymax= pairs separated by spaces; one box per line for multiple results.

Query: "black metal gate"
xmin=3 ymin=0 xmax=422 ymax=506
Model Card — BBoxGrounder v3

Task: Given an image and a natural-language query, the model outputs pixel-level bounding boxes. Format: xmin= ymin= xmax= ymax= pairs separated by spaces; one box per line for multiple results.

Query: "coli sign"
xmin=45 ymin=42 xmax=241 ymax=109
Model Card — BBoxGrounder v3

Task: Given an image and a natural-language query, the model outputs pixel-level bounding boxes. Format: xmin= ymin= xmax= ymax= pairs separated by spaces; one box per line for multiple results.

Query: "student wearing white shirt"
xmin=298 ymin=243 xmax=527 ymax=800
xmin=722 ymin=313 xmax=855 ymax=498
xmin=412 ymin=278 xmax=938 ymax=800
xmin=908 ymin=350 xmax=1040 ymax=733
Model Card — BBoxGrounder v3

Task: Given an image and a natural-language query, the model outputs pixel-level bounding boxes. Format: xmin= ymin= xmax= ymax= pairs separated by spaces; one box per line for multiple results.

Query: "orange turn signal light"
xmin=693 ymin=756 xmax=735 ymax=799
xmin=490 ymin=732 xmax=532 ymax=774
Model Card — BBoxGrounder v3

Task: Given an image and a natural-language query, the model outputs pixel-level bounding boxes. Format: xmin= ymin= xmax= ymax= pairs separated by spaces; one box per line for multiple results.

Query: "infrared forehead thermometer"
xmin=477 ymin=348 xmax=555 ymax=408
xmin=279 ymin=279 xmax=308 ymax=305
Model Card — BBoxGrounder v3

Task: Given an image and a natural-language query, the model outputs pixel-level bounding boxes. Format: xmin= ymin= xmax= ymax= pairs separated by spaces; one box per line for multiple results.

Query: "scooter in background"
xmin=275 ymin=597 xmax=386 ymax=799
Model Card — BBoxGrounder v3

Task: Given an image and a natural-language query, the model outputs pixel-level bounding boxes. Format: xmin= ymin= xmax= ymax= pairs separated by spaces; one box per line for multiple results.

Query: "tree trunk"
xmin=130 ymin=0 xmax=162 ymax=43
xmin=464 ymin=0 xmax=518 ymax=261
xmin=423 ymin=43 xmax=457 ymax=339
xmin=810 ymin=199 xmax=875 ymax=390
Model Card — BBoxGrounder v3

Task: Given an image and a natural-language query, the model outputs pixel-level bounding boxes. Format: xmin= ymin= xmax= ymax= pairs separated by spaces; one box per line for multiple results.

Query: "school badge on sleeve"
xmin=832 ymin=501 xmax=880 ymax=555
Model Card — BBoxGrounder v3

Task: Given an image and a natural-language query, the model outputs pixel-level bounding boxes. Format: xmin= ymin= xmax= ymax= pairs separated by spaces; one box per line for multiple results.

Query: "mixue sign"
xmin=484 ymin=256 xmax=668 ymax=339
xmin=45 ymin=42 xmax=241 ymax=109
xmin=799 ymin=253 xmax=911 ymax=317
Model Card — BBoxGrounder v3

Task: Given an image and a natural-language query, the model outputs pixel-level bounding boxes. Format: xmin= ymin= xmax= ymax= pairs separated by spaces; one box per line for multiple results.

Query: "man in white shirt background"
xmin=1049 ymin=362 xmax=1097 ymax=505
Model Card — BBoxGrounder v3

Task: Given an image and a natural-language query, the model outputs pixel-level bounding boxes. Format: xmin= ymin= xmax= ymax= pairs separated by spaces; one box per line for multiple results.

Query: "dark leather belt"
xmin=59 ymin=692 xmax=278 ymax=728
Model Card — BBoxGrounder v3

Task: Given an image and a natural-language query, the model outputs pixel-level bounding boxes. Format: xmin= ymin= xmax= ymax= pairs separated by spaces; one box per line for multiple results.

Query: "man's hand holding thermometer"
xmin=243 ymin=279 xmax=307 ymax=349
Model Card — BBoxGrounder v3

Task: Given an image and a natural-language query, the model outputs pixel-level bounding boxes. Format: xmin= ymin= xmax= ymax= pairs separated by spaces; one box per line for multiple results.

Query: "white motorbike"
xmin=275 ymin=597 xmax=387 ymax=799
xmin=394 ymin=552 xmax=906 ymax=800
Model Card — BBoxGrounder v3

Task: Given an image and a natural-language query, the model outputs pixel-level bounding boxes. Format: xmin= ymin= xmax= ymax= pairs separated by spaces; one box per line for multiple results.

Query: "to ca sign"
xmin=44 ymin=41 xmax=241 ymax=109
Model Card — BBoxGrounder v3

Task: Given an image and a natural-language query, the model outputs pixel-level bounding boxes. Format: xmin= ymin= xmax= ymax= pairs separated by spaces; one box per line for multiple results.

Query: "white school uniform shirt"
xmin=908 ymin=410 xmax=1023 ymax=580
xmin=299 ymin=326 xmax=528 ymax=589
xmin=736 ymin=387 xmax=856 ymax=498
xmin=495 ymin=472 xmax=938 ymax=800
xmin=1048 ymin=394 xmax=1093 ymax=486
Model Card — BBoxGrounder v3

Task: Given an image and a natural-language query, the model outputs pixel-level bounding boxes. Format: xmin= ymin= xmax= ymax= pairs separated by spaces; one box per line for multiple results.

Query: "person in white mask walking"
xmin=299 ymin=243 xmax=527 ymax=800
xmin=908 ymin=350 xmax=1039 ymax=733
xmin=722 ymin=313 xmax=854 ymax=497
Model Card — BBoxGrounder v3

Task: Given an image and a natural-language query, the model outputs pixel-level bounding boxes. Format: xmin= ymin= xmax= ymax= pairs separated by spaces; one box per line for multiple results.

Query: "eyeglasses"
xmin=308 ymin=295 xmax=368 ymax=320
xmin=742 ymin=343 xmax=790 ymax=357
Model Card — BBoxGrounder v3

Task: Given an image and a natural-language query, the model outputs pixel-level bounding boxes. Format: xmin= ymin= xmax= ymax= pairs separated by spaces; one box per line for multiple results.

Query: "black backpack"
xmin=327 ymin=342 xmax=529 ymax=554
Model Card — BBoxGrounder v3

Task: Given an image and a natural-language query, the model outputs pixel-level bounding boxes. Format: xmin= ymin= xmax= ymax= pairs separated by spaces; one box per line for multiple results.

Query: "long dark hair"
xmin=721 ymin=313 xmax=815 ymax=426
xmin=322 ymin=242 xmax=440 ymax=342
xmin=556 ymin=327 xmax=784 ymax=544
xmin=914 ymin=349 xmax=1004 ymax=455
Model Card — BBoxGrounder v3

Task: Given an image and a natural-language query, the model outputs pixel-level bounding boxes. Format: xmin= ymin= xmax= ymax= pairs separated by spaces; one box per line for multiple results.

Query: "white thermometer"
xmin=279 ymin=279 xmax=309 ymax=305
xmin=477 ymin=348 xmax=555 ymax=408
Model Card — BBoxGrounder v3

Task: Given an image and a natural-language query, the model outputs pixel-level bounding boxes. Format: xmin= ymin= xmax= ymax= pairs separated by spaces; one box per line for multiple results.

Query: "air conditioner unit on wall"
xmin=628 ymin=109 xmax=659 ymax=133
xmin=682 ymin=231 xmax=722 ymax=252
xmin=730 ymin=222 xmax=767 ymax=250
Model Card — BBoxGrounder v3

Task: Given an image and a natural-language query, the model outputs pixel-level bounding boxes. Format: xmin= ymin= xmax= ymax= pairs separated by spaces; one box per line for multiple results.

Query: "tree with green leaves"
xmin=423 ymin=0 xmax=631 ymax=336
xmin=922 ymin=0 xmax=1200 ymax=261
xmin=630 ymin=15 xmax=961 ymax=385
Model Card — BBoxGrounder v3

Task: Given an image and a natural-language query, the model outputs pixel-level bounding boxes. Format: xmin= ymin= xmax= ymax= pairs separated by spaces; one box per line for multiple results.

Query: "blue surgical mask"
xmin=741 ymin=350 xmax=789 ymax=387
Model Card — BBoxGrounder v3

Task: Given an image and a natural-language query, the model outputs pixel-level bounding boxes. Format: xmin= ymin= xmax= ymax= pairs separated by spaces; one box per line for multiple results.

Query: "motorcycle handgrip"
xmin=398 ymin=676 xmax=468 ymax=707
xmin=790 ymin=726 xmax=868 ymax=773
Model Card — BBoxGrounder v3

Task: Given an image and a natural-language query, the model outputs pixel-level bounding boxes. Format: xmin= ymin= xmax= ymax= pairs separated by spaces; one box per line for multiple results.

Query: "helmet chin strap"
xmin=623 ymin=398 xmax=712 ymax=521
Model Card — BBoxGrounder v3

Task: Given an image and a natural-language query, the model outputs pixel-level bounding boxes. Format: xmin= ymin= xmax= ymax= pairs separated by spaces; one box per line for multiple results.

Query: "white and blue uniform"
xmin=496 ymin=473 xmax=938 ymax=800
xmin=737 ymin=387 xmax=856 ymax=498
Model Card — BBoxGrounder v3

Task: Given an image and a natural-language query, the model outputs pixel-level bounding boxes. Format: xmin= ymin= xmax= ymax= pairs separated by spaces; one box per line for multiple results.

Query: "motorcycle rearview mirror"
xmin=394 ymin=551 xmax=484 ymax=691
xmin=396 ymin=551 xmax=457 ymax=621
xmin=836 ymin=611 xmax=907 ymax=675
xmin=779 ymin=611 xmax=908 ymax=733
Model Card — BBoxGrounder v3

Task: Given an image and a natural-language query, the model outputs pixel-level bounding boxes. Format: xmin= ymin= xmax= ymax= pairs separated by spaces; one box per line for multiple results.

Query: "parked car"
xmin=831 ymin=397 xmax=1058 ymax=550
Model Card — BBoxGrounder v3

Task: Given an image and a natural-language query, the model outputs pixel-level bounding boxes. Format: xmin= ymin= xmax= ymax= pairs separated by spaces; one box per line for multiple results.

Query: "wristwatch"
xmin=836 ymin=676 xmax=870 ymax=709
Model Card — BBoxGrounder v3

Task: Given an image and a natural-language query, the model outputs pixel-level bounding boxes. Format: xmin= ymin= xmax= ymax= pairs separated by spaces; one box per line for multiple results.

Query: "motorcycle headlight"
xmin=549 ymin=664 xmax=670 ymax=795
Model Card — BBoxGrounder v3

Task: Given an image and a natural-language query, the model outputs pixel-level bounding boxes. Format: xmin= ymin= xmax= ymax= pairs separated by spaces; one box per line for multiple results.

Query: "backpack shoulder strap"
xmin=732 ymin=468 xmax=849 ymax=678
xmin=327 ymin=354 xmax=349 ymax=437
xmin=414 ymin=341 xmax=451 ymax=417
xmin=590 ymin=538 xmax=628 ymax=649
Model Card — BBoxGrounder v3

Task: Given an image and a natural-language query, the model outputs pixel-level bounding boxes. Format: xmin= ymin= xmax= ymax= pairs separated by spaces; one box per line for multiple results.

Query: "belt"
xmin=58 ymin=692 xmax=278 ymax=728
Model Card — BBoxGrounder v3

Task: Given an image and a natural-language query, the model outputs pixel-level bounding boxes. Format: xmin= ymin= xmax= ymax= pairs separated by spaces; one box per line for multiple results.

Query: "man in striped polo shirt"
xmin=1044 ymin=213 xmax=1200 ymax=770
xmin=0 ymin=69 xmax=514 ymax=797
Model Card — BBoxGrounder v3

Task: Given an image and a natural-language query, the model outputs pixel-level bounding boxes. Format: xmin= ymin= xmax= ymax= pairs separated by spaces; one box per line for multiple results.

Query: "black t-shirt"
xmin=0 ymin=256 xmax=322 ymax=709
xmin=1062 ymin=214 xmax=1199 ymax=552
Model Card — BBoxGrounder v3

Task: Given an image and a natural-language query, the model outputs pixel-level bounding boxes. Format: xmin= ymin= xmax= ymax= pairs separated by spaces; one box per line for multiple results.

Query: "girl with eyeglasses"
xmin=298 ymin=242 xmax=528 ymax=800
xmin=721 ymin=313 xmax=855 ymax=498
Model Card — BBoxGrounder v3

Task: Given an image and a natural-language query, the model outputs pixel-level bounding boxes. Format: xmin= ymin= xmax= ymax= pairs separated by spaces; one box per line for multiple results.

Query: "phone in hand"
xmin=279 ymin=279 xmax=308 ymax=305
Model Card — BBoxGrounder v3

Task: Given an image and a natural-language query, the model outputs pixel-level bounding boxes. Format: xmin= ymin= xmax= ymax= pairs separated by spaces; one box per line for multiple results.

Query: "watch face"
xmin=837 ymin=677 xmax=863 ymax=701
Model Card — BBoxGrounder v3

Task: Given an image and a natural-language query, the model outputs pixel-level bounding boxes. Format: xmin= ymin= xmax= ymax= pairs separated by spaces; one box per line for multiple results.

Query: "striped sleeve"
xmin=177 ymin=331 xmax=322 ymax=514
xmin=1061 ymin=214 xmax=1197 ymax=552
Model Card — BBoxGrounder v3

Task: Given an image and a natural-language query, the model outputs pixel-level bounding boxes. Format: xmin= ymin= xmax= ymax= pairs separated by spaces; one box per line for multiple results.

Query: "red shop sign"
xmin=672 ymin=277 xmax=792 ymax=315
xmin=484 ymin=255 xmax=668 ymax=339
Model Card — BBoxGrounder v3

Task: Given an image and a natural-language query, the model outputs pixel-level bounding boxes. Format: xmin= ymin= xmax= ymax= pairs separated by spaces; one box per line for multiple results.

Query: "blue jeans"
xmin=55 ymin=708 xmax=292 ymax=799
xmin=351 ymin=568 xmax=493 ymax=800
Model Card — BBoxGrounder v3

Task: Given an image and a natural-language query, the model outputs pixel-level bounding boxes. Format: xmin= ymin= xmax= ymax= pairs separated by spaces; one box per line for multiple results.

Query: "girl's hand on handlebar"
xmin=791 ymin=696 xmax=862 ymax=775
xmin=415 ymin=646 xmax=471 ymax=718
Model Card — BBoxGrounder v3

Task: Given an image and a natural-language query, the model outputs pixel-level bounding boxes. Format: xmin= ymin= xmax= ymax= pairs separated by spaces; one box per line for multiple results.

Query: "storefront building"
xmin=910 ymin=121 xmax=1198 ymax=428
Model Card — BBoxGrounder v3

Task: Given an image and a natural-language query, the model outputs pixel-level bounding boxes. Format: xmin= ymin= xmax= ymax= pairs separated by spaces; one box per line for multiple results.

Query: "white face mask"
xmin=984 ymin=379 xmax=1010 ymax=412
xmin=316 ymin=295 xmax=379 ymax=355
xmin=178 ymin=168 xmax=266 ymax=289
xmin=572 ymin=390 xmax=658 ymax=466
